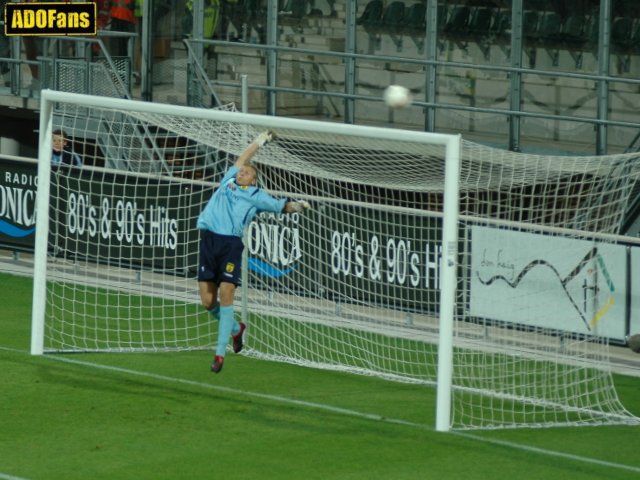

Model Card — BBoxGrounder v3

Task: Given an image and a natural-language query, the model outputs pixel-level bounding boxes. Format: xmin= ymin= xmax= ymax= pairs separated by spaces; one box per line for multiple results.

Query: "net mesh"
xmin=38 ymin=97 xmax=640 ymax=429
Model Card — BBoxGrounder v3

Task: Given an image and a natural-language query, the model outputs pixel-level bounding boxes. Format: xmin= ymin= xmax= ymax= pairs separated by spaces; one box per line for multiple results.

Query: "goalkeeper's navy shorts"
xmin=198 ymin=230 xmax=244 ymax=286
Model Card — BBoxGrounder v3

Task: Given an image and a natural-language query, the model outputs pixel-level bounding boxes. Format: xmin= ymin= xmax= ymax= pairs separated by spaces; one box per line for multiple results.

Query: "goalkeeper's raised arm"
xmin=196 ymin=130 xmax=311 ymax=374
xmin=233 ymin=129 xmax=311 ymax=214
xmin=233 ymin=130 xmax=273 ymax=169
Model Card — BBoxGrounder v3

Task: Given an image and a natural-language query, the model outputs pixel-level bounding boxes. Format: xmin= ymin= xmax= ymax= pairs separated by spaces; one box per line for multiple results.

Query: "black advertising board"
xmin=1 ymin=157 xmax=442 ymax=316
xmin=246 ymin=202 xmax=443 ymax=314
xmin=0 ymin=158 xmax=38 ymax=249
xmin=0 ymin=158 xmax=209 ymax=274
xmin=50 ymin=169 xmax=207 ymax=273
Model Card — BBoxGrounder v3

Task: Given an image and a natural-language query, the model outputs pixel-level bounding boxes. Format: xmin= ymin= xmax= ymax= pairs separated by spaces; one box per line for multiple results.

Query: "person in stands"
xmin=51 ymin=130 xmax=82 ymax=169
xmin=110 ymin=0 xmax=137 ymax=57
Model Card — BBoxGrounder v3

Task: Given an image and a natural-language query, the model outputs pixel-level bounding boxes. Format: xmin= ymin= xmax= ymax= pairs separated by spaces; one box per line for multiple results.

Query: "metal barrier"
xmin=183 ymin=39 xmax=222 ymax=108
xmin=0 ymin=31 xmax=134 ymax=100
xmin=189 ymin=37 xmax=640 ymax=155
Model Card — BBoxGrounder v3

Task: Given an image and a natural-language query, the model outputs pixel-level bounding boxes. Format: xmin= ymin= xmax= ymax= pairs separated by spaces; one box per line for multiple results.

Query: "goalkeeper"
xmin=197 ymin=130 xmax=310 ymax=373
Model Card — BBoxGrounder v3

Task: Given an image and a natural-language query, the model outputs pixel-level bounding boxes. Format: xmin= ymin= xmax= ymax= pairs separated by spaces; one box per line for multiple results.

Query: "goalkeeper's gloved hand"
xmin=289 ymin=200 xmax=311 ymax=213
xmin=254 ymin=130 xmax=274 ymax=147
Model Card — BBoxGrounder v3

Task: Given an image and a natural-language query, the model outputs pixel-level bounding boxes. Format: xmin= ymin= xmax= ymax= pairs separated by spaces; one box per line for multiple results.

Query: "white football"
xmin=383 ymin=85 xmax=412 ymax=108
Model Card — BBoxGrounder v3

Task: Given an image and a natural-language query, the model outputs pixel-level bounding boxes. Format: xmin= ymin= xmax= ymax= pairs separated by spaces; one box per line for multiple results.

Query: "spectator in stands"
xmin=93 ymin=0 xmax=112 ymax=56
xmin=52 ymin=130 xmax=82 ymax=169
xmin=110 ymin=0 xmax=137 ymax=57
xmin=184 ymin=0 xmax=221 ymax=43
xmin=218 ymin=0 xmax=239 ymax=40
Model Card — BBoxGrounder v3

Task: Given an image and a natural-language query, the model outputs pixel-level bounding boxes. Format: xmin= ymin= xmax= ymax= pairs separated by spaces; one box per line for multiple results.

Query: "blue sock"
xmin=231 ymin=320 xmax=241 ymax=336
xmin=208 ymin=303 xmax=220 ymax=321
xmin=216 ymin=305 xmax=235 ymax=357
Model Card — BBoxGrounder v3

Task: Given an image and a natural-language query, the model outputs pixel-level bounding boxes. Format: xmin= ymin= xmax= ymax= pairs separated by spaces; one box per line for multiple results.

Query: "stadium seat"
xmin=401 ymin=2 xmax=426 ymax=52
xmin=380 ymin=1 xmax=406 ymax=35
xmin=491 ymin=9 xmax=511 ymax=41
xmin=355 ymin=1 xmax=406 ymax=50
xmin=436 ymin=4 xmax=448 ymax=32
xmin=467 ymin=6 xmax=494 ymax=36
xmin=380 ymin=1 xmax=406 ymax=50
xmin=611 ymin=16 xmax=634 ymax=49
xmin=562 ymin=14 xmax=588 ymax=44
xmin=562 ymin=15 xmax=600 ymax=47
xmin=526 ymin=0 xmax=548 ymax=10
xmin=468 ymin=6 xmax=497 ymax=60
xmin=537 ymin=11 xmax=563 ymax=42
xmin=611 ymin=16 xmax=637 ymax=72
xmin=533 ymin=11 xmax=563 ymax=67
xmin=279 ymin=0 xmax=309 ymax=18
xmin=356 ymin=0 xmax=384 ymax=32
xmin=628 ymin=22 xmax=640 ymax=53
xmin=560 ymin=14 xmax=596 ymax=69
xmin=522 ymin=10 xmax=540 ymax=38
xmin=444 ymin=4 xmax=470 ymax=35
xmin=356 ymin=0 xmax=389 ymax=53
xmin=402 ymin=2 xmax=426 ymax=36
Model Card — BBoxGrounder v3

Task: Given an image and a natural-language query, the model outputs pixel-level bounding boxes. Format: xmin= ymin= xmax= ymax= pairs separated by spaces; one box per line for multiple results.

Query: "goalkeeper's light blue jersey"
xmin=197 ymin=166 xmax=287 ymax=237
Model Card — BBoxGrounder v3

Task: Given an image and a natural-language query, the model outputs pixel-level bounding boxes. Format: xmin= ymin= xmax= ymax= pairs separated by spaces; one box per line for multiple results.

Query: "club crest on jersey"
xmin=226 ymin=262 xmax=235 ymax=273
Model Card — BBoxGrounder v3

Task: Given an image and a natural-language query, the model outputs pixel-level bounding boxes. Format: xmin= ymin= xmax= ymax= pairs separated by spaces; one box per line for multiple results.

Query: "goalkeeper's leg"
xmin=216 ymin=305 xmax=235 ymax=357
xmin=216 ymin=308 xmax=242 ymax=353
xmin=211 ymin=282 xmax=242 ymax=373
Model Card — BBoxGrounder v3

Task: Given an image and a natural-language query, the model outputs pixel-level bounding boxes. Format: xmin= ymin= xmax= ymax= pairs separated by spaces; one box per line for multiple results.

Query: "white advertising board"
xmin=470 ymin=226 xmax=627 ymax=340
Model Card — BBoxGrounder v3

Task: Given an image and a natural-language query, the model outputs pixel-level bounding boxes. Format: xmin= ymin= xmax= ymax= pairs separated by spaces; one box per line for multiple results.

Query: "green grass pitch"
xmin=1 ymin=272 xmax=639 ymax=480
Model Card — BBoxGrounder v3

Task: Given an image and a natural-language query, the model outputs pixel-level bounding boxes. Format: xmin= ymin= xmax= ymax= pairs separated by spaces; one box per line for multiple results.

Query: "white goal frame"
xmin=30 ymin=89 xmax=462 ymax=431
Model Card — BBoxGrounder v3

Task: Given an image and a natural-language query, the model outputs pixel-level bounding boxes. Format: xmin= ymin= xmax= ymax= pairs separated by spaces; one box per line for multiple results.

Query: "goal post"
xmin=436 ymin=132 xmax=461 ymax=432
xmin=30 ymin=90 xmax=54 ymax=356
xmin=31 ymin=89 xmax=640 ymax=431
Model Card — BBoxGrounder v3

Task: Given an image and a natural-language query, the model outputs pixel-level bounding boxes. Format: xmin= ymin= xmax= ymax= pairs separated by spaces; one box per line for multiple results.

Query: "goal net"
xmin=32 ymin=90 xmax=640 ymax=431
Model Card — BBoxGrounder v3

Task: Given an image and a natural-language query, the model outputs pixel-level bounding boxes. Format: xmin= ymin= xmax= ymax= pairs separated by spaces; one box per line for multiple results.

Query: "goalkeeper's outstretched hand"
xmin=254 ymin=130 xmax=274 ymax=147
xmin=286 ymin=200 xmax=311 ymax=213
